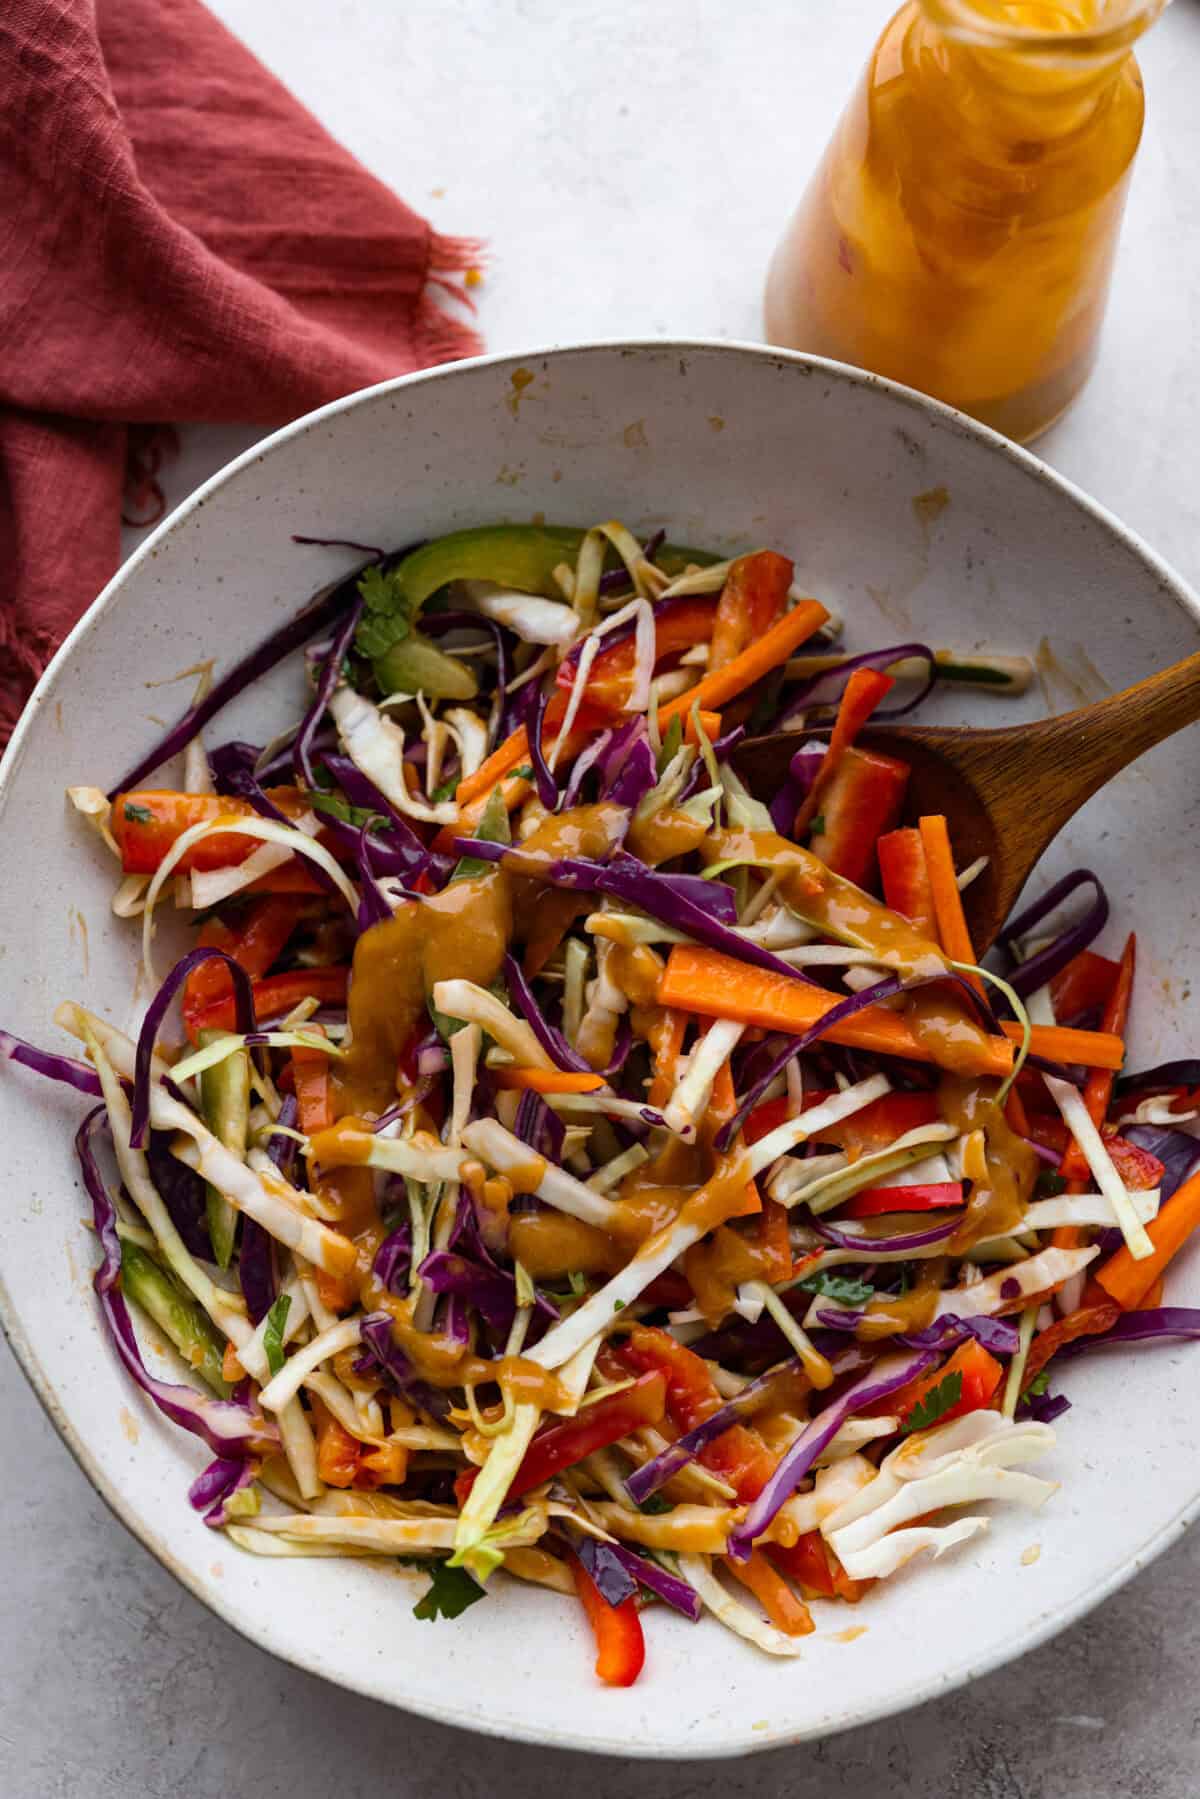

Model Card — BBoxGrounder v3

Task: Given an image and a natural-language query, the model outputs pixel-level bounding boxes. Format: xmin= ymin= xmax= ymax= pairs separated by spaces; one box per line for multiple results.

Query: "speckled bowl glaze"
xmin=2 ymin=342 xmax=1198 ymax=1758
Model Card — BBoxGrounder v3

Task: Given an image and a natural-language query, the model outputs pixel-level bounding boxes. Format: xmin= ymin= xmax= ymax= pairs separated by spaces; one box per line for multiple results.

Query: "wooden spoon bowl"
xmin=735 ymin=649 xmax=1200 ymax=952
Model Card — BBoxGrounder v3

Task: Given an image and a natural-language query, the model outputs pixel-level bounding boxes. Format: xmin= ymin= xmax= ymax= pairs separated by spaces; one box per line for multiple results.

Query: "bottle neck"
xmin=909 ymin=0 xmax=1159 ymax=140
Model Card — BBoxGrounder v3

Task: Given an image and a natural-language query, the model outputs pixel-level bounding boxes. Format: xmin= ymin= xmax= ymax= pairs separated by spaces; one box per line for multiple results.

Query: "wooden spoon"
xmin=733 ymin=649 xmax=1200 ymax=953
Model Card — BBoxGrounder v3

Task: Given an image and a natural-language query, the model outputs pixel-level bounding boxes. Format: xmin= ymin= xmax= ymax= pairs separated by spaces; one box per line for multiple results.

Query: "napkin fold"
xmin=0 ymin=0 xmax=483 ymax=744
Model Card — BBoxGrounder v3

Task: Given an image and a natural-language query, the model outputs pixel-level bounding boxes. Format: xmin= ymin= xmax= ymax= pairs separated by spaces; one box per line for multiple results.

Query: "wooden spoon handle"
xmin=1025 ymin=648 xmax=1200 ymax=829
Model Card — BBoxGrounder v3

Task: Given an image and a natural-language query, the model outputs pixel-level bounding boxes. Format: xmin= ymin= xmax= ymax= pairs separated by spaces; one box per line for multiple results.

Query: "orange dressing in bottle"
xmin=765 ymin=0 xmax=1163 ymax=441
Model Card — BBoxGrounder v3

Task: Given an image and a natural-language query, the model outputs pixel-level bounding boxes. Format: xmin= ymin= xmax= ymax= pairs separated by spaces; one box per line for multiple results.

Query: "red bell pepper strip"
xmin=794 ymin=668 xmax=897 ymax=835
xmin=877 ymin=827 xmax=939 ymax=938
xmin=809 ymin=746 xmax=910 ymax=889
xmin=1049 ymin=948 xmax=1120 ymax=1024
xmin=818 ymin=1090 xmax=942 ymax=1152
xmin=841 ymin=1182 xmax=964 ymax=1219
xmin=454 ymin=1369 xmax=667 ymax=1506
xmin=1059 ymin=933 xmax=1135 ymax=1182
xmin=185 ymin=966 xmax=351 ymax=1041
xmin=111 ymin=788 xmax=310 ymax=873
xmin=1021 ymin=1296 xmax=1121 ymax=1388
xmin=182 ymin=897 xmax=302 ymax=1028
xmin=881 ymin=1338 xmax=1004 ymax=1429
xmin=768 ymin=1531 xmax=872 ymax=1605
xmin=564 ymin=1546 xmax=646 ymax=1687
xmin=617 ymin=1325 xmax=777 ymax=1502
xmin=556 ymin=596 xmax=719 ymax=712
xmin=707 ymin=552 xmax=793 ymax=672
xmin=769 ymin=1530 xmax=836 ymax=1598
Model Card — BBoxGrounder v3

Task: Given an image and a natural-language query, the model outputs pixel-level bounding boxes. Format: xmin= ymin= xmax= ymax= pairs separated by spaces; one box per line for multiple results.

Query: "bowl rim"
xmin=3 ymin=336 xmax=1199 ymax=1759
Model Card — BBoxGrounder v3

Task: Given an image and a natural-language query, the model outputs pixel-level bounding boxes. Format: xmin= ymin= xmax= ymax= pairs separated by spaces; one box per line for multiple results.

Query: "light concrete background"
xmin=5 ymin=1 xmax=1200 ymax=1792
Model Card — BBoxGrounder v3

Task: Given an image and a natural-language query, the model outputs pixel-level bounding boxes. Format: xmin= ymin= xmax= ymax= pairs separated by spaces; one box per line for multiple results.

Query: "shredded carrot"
xmin=794 ymin=667 xmax=895 ymax=834
xmin=310 ymin=1395 xmax=361 ymax=1487
xmin=724 ymin=1549 xmax=815 ymax=1636
xmin=684 ymin=708 xmax=722 ymax=746
xmin=291 ymin=1034 xmax=334 ymax=1134
xmin=757 ymin=1197 xmax=793 ymax=1283
xmin=492 ymin=1067 xmax=605 ymax=1095
xmin=656 ymin=598 xmax=830 ymax=729
xmin=708 ymin=1059 xmax=761 ymax=1215
xmin=1060 ymin=934 xmax=1135 ymax=1181
xmin=918 ymin=814 xmax=984 ymax=997
xmin=658 ymin=946 xmax=1122 ymax=1074
xmin=1009 ymin=1021 xmax=1124 ymax=1071
xmin=659 ymin=944 xmax=1012 ymax=1075
xmin=1096 ymin=1164 xmax=1200 ymax=1310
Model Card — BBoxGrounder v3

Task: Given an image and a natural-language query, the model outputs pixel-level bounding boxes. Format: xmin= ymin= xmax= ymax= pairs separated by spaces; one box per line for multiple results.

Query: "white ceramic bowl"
xmin=3 ymin=342 xmax=1199 ymax=1758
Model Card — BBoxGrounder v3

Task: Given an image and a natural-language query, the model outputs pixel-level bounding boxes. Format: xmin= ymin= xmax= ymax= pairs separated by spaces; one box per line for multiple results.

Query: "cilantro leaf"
xmin=637 ymin=1494 xmax=673 ymax=1516
xmin=262 ymin=1293 xmax=291 ymax=1377
xmin=511 ymin=764 xmax=534 ymax=782
xmin=308 ymin=789 xmax=381 ymax=830
xmin=355 ymin=565 xmax=422 ymax=663
xmin=1035 ymin=1170 xmax=1067 ymax=1198
xmin=430 ymin=776 xmax=460 ymax=803
xmin=411 ymin=1559 xmax=488 ymax=1622
xmin=1024 ymin=1370 xmax=1051 ymax=1400
xmin=902 ymin=1370 xmax=963 ymax=1434
xmin=797 ymin=1270 xmax=875 ymax=1306
xmin=808 ymin=814 xmax=827 ymax=837
xmin=123 ymin=802 xmax=154 ymax=825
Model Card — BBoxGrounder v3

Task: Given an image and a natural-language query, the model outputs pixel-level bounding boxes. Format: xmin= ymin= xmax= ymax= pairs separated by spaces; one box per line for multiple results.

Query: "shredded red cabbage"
xmin=0 ymin=1025 xmax=102 ymax=1097
xmin=811 ymin=1212 xmax=961 ymax=1254
xmin=131 ymin=948 xmax=257 ymax=1150
xmin=357 ymin=1313 xmax=453 ymax=1422
xmin=1056 ymin=1307 xmax=1200 ymax=1356
xmin=293 ymin=592 xmax=364 ymax=791
xmin=1123 ymin=1124 xmax=1200 ymax=1203
xmin=624 ymin=1357 xmax=804 ymax=1504
xmin=188 ymin=1454 xmax=258 ymax=1526
xmin=999 ymin=871 xmax=1109 ymax=999
xmin=526 ymin=683 xmax=561 ymax=811
xmin=503 ymin=953 xmax=593 ymax=1075
xmin=145 ymin=1129 xmax=212 ymax=1260
xmin=726 ymin=1347 xmax=940 ymax=1560
xmin=779 ymin=643 xmax=937 ymax=727
xmin=77 ymin=1108 xmax=277 ymax=1456
xmin=110 ymin=570 xmax=370 ymax=797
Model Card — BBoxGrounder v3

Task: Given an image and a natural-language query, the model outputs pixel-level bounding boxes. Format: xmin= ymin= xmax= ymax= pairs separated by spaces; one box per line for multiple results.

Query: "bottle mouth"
xmin=919 ymin=0 xmax=1166 ymax=57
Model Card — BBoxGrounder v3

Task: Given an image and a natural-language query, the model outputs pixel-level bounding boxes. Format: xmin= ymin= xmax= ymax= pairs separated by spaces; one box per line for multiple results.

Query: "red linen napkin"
xmin=0 ymin=0 xmax=483 ymax=746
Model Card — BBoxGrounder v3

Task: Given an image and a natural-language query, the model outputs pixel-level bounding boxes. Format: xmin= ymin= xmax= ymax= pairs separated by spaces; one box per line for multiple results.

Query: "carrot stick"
xmin=794 ymin=667 xmax=895 ymax=834
xmin=658 ymin=945 xmax=1123 ymax=1073
xmin=757 ymin=1197 xmax=793 ymax=1283
xmin=918 ymin=814 xmax=983 ymax=997
xmin=655 ymin=598 xmax=830 ymax=728
xmin=1095 ymin=1163 xmax=1200 ymax=1309
xmin=458 ymin=599 xmax=828 ymax=809
xmin=492 ymin=1067 xmax=605 ymax=1095
xmin=1011 ymin=1021 xmax=1124 ymax=1072
xmin=1059 ymin=934 xmax=1135 ymax=1182
xmin=724 ymin=1549 xmax=815 ymax=1637
xmin=708 ymin=1059 xmax=761 ymax=1216
xmin=684 ymin=709 xmax=722 ymax=746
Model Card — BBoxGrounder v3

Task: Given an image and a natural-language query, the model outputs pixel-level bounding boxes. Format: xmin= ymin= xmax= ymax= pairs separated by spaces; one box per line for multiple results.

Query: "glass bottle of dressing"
xmin=764 ymin=0 xmax=1165 ymax=442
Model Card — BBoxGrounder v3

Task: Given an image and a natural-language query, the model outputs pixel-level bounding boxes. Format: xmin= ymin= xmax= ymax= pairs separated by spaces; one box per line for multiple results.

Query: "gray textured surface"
xmin=4 ymin=1363 xmax=1200 ymax=1796
xmin=5 ymin=0 xmax=1200 ymax=1791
